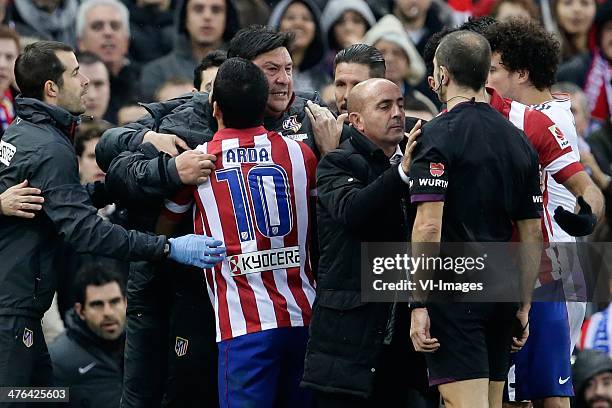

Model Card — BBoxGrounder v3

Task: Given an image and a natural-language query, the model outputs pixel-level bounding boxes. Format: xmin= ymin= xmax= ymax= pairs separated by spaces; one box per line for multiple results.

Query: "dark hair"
xmin=193 ymin=50 xmax=227 ymax=89
xmin=74 ymin=120 xmax=111 ymax=156
xmin=178 ymin=0 xmax=239 ymax=42
xmin=76 ymin=51 xmax=104 ymax=66
xmin=491 ymin=0 xmax=539 ymax=19
xmin=423 ymin=16 xmax=497 ymax=77
xmin=212 ymin=57 xmax=268 ymax=129
xmin=15 ymin=41 xmax=73 ymax=100
xmin=334 ymin=43 xmax=386 ymax=79
xmin=227 ymin=25 xmax=293 ymax=61
xmin=0 ymin=25 xmax=20 ymax=51
xmin=435 ymin=30 xmax=491 ymax=92
xmin=74 ymin=263 xmax=126 ymax=306
xmin=484 ymin=19 xmax=560 ymax=90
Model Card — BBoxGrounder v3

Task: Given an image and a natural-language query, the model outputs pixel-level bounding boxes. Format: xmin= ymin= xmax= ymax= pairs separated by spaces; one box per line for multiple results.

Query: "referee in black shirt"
xmin=408 ymin=31 xmax=543 ymax=407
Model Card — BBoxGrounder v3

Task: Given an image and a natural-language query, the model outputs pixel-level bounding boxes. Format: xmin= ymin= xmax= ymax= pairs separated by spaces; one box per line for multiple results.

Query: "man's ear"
xmin=212 ymin=101 xmax=221 ymax=120
xmin=349 ymin=112 xmax=364 ymax=132
xmin=44 ymin=80 xmax=58 ymax=98
xmin=516 ymin=69 xmax=530 ymax=85
xmin=75 ymin=303 xmax=85 ymax=320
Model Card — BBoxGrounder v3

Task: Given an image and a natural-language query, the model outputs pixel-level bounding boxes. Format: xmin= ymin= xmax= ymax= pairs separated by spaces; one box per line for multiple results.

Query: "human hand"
xmin=175 ymin=150 xmax=216 ymax=185
xmin=143 ymin=131 xmax=189 ymax=157
xmin=512 ymin=307 xmax=530 ymax=352
xmin=306 ymin=101 xmax=346 ymax=155
xmin=553 ymin=196 xmax=597 ymax=236
xmin=0 ymin=180 xmax=44 ymax=218
xmin=401 ymin=120 xmax=422 ymax=174
xmin=168 ymin=234 xmax=225 ymax=269
xmin=410 ymin=307 xmax=440 ymax=352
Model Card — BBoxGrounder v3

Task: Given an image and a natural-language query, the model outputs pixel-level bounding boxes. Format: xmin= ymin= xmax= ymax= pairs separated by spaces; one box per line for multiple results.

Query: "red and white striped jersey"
xmin=488 ymin=89 xmax=584 ymax=286
xmin=488 ymin=89 xmax=584 ymax=243
xmin=164 ymin=126 xmax=317 ymax=342
xmin=529 ymin=96 xmax=580 ymax=243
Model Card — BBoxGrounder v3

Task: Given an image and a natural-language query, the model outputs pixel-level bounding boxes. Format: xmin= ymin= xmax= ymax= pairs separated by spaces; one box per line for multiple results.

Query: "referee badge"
xmin=282 ymin=115 xmax=302 ymax=133
xmin=429 ymin=163 xmax=445 ymax=177
xmin=175 ymin=336 xmax=189 ymax=357
xmin=22 ymin=327 xmax=33 ymax=348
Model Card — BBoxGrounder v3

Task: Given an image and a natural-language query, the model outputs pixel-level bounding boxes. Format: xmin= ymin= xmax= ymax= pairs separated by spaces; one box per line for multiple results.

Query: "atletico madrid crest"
xmin=175 ymin=336 xmax=189 ymax=357
xmin=282 ymin=115 xmax=302 ymax=133
xmin=430 ymin=163 xmax=445 ymax=177
xmin=22 ymin=327 xmax=33 ymax=348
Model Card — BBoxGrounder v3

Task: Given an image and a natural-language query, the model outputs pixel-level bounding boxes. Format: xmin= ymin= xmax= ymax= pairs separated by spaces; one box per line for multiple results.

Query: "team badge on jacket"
xmin=282 ymin=115 xmax=302 ymax=133
xmin=22 ymin=327 xmax=33 ymax=348
xmin=175 ymin=336 xmax=188 ymax=357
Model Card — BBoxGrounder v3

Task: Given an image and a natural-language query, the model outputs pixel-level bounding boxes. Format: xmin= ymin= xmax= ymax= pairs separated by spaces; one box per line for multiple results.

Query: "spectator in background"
xmin=77 ymin=0 xmax=141 ymax=125
xmin=321 ymin=0 xmax=376 ymax=76
xmin=75 ymin=121 xmax=111 ymax=185
xmin=154 ymin=77 xmax=195 ymax=101
xmin=490 ymin=0 xmax=539 ymax=21
xmin=573 ymin=350 xmax=612 ymax=408
xmin=269 ymin=0 xmax=330 ymax=92
xmin=49 ymin=265 xmax=127 ymax=408
xmin=391 ymin=0 xmax=454 ymax=56
xmin=77 ymin=52 xmax=112 ymax=122
xmin=140 ymin=0 xmax=239 ymax=102
xmin=558 ymin=1 xmax=611 ymax=122
xmin=8 ymin=0 xmax=78 ymax=46
xmin=363 ymin=15 xmax=437 ymax=114
xmin=234 ymin=0 xmax=271 ymax=27
xmin=552 ymin=0 xmax=597 ymax=62
xmin=122 ymin=0 xmax=176 ymax=64
xmin=0 ymin=26 xmax=19 ymax=133
xmin=116 ymin=104 xmax=148 ymax=125
xmin=194 ymin=49 xmax=227 ymax=92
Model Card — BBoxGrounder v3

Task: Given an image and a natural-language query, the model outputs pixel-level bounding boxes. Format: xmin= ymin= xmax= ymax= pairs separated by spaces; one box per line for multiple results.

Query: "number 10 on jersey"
xmin=216 ymin=164 xmax=293 ymax=242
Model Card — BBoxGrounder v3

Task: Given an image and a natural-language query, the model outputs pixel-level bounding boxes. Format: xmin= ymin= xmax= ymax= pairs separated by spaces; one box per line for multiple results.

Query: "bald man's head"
xmin=347 ymin=78 xmax=405 ymax=154
xmin=348 ymin=78 xmax=394 ymax=113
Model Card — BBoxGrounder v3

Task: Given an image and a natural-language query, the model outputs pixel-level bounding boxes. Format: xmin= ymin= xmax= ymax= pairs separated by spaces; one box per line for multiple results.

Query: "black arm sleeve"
xmin=316 ymin=150 xmax=406 ymax=239
xmin=34 ymin=142 xmax=166 ymax=261
xmin=96 ymin=118 xmax=153 ymax=172
xmin=105 ymin=142 xmax=183 ymax=203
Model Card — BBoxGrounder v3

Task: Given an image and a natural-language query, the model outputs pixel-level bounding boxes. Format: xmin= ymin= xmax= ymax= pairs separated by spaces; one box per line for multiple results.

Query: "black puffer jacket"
xmin=49 ymin=309 xmax=124 ymax=408
xmin=301 ymin=126 xmax=415 ymax=397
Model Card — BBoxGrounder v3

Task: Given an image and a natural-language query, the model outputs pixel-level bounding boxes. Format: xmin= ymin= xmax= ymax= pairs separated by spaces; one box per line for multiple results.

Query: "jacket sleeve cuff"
xmin=398 ymin=165 xmax=410 ymax=185
xmin=167 ymin=158 xmax=183 ymax=188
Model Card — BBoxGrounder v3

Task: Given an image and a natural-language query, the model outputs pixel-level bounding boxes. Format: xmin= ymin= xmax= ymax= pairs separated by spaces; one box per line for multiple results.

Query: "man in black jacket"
xmin=49 ymin=264 xmax=127 ymax=408
xmin=301 ymin=78 xmax=429 ymax=407
xmin=0 ymin=41 xmax=224 ymax=391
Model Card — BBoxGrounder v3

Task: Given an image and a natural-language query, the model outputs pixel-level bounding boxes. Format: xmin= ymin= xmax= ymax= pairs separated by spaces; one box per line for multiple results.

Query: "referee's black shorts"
xmin=425 ymin=302 xmax=518 ymax=386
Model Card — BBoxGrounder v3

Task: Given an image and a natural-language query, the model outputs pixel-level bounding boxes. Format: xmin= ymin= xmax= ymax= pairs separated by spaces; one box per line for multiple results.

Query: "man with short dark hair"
xmin=333 ymin=43 xmax=386 ymax=115
xmin=77 ymin=52 xmax=111 ymax=122
xmin=484 ymin=18 xmax=604 ymax=408
xmin=49 ymin=264 xmax=127 ymax=408
xmin=193 ymin=49 xmax=227 ymax=92
xmin=160 ymin=57 xmax=317 ymax=407
xmin=408 ymin=30 xmax=542 ymax=407
xmin=0 ymin=40 xmax=224 ymax=390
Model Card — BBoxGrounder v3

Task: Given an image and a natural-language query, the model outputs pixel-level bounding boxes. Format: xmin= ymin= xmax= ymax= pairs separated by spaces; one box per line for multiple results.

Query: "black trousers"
xmin=0 ymin=316 xmax=54 ymax=408
xmin=161 ymin=288 xmax=218 ymax=408
xmin=121 ymin=310 xmax=169 ymax=408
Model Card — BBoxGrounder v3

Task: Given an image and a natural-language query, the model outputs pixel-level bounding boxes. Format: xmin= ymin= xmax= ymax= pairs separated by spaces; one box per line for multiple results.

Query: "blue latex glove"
xmin=168 ymin=234 xmax=225 ymax=269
